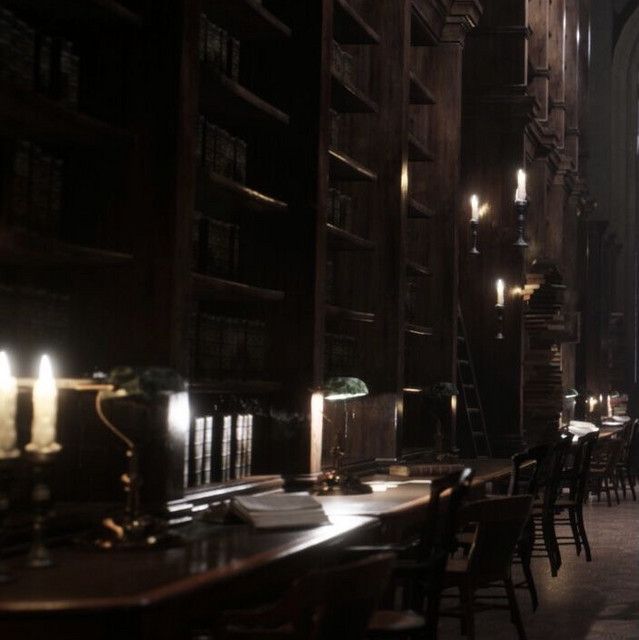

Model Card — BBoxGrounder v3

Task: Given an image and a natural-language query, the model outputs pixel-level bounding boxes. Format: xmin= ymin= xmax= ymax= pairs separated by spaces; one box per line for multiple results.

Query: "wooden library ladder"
xmin=457 ymin=308 xmax=492 ymax=458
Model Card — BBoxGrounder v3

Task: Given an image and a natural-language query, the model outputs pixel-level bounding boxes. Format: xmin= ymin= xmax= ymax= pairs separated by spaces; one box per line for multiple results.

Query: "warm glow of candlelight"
xmin=470 ymin=194 xmax=479 ymax=222
xmin=0 ymin=351 xmax=18 ymax=459
xmin=587 ymin=396 xmax=598 ymax=413
xmin=496 ymin=279 xmax=505 ymax=307
xmin=515 ymin=169 xmax=527 ymax=202
xmin=28 ymin=354 xmax=60 ymax=454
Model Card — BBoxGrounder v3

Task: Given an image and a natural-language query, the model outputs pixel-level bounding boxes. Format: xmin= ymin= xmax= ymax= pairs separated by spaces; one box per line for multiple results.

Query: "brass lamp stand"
xmin=316 ymin=377 xmax=372 ymax=496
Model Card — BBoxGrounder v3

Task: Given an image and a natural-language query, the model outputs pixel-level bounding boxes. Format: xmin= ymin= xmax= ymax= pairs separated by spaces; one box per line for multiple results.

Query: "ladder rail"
xmin=457 ymin=306 xmax=492 ymax=457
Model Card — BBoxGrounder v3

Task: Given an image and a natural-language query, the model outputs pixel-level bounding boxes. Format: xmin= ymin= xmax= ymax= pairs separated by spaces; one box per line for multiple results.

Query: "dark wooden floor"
xmin=438 ymin=496 xmax=639 ymax=639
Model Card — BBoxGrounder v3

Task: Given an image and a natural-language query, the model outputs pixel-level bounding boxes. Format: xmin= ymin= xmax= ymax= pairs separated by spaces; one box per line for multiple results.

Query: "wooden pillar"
xmin=548 ymin=0 xmax=566 ymax=149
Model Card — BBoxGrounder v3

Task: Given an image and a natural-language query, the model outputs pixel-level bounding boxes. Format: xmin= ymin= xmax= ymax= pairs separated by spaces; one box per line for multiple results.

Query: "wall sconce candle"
xmin=514 ymin=169 xmax=529 ymax=247
xmin=0 ymin=352 xmax=18 ymax=460
xmin=495 ymin=279 xmax=505 ymax=340
xmin=470 ymin=194 xmax=480 ymax=254
xmin=27 ymin=355 xmax=60 ymax=455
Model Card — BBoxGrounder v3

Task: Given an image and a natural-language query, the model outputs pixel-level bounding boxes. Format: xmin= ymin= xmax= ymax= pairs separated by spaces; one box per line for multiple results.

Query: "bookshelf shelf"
xmin=405 ymin=323 xmax=434 ymax=336
xmin=333 ymin=0 xmax=380 ymax=45
xmin=326 ymin=304 xmax=375 ymax=324
xmin=200 ymin=71 xmax=290 ymax=129
xmin=331 ymin=73 xmax=378 ymax=114
xmin=192 ymin=272 xmax=285 ymax=302
xmin=202 ymin=0 xmax=291 ymax=40
xmin=0 ymin=81 xmax=133 ymax=147
xmin=326 ymin=224 xmax=375 ymax=251
xmin=0 ymin=229 xmax=133 ymax=267
xmin=406 ymin=260 xmax=433 ymax=277
xmin=329 ymin=148 xmax=377 ymax=182
xmin=410 ymin=2 xmax=437 ymax=46
xmin=409 ymin=72 xmax=435 ymax=105
xmin=189 ymin=379 xmax=283 ymax=394
xmin=408 ymin=198 xmax=435 ymax=219
xmin=408 ymin=132 xmax=434 ymax=162
xmin=198 ymin=171 xmax=288 ymax=215
xmin=3 ymin=0 xmax=143 ymax=29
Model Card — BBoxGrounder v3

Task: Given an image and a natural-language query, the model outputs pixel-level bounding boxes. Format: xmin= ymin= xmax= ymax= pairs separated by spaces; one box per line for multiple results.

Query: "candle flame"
xmin=0 ymin=351 xmax=11 ymax=381
xmin=38 ymin=354 xmax=54 ymax=382
xmin=470 ymin=194 xmax=478 ymax=209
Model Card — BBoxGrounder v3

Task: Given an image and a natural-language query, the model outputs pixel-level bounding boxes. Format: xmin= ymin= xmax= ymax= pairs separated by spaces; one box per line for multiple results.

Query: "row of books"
xmin=199 ymin=14 xmax=240 ymax=81
xmin=0 ymin=284 xmax=69 ymax=351
xmin=185 ymin=413 xmax=253 ymax=487
xmin=1 ymin=139 xmax=64 ymax=234
xmin=327 ymin=188 xmax=353 ymax=231
xmin=192 ymin=211 xmax=240 ymax=278
xmin=0 ymin=7 xmax=79 ymax=109
xmin=190 ymin=313 xmax=267 ymax=379
xmin=325 ymin=332 xmax=356 ymax=376
xmin=196 ymin=116 xmax=247 ymax=185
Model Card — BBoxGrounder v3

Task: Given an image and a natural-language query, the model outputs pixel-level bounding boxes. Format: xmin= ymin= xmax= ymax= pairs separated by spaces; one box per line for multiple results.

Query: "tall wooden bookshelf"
xmin=0 ymin=0 xmax=481 ymax=487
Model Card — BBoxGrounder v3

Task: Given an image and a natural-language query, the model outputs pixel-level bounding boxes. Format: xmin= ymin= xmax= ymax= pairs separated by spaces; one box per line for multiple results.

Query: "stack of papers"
xmin=231 ymin=494 xmax=330 ymax=529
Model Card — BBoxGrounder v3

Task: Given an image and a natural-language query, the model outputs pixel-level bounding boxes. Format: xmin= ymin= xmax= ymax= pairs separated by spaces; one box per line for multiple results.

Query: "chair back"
xmin=309 ymin=552 xmax=395 ymax=640
xmin=628 ymin=418 xmax=639 ymax=473
xmin=593 ymin=436 xmax=624 ymax=474
xmin=460 ymin=495 xmax=533 ymax=582
xmin=540 ymin=436 xmax=572 ymax=509
xmin=507 ymin=443 xmax=550 ymax=496
xmin=570 ymin=432 xmax=599 ymax=502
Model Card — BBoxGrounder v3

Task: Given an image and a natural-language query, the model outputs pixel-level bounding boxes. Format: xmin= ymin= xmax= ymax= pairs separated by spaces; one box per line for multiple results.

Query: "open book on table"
xmin=231 ymin=494 xmax=330 ymax=529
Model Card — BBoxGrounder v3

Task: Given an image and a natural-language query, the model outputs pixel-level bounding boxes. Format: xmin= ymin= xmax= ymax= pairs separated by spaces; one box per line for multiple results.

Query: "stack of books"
xmin=231 ymin=494 xmax=329 ymax=529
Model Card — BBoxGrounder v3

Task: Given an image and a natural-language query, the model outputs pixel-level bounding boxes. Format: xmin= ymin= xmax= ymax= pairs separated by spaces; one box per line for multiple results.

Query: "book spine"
xmin=246 ymin=414 xmax=253 ymax=477
xmin=203 ymin=416 xmax=213 ymax=484
xmin=192 ymin=417 xmax=205 ymax=486
xmin=10 ymin=140 xmax=31 ymax=227
xmin=183 ymin=415 xmax=191 ymax=489
xmin=222 ymin=415 xmax=232 ymax=482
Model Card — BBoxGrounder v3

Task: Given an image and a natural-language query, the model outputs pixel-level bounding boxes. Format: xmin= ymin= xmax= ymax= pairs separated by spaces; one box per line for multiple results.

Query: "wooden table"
xmin=0 ymin=515 xmax=375 ymax=639
xmin=317 ymin=458 xmax=516 ymax=518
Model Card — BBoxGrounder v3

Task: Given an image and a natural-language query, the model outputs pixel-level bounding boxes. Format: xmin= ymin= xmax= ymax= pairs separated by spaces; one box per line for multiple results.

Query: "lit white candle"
xmin=0 ymin=351 xmax=19 ymax=459
xmin=470 ymin=194 xmax=480 ymax=222
xmin=587 ymin=396 xmax=597 ymax=413
xmin=496 ymin=279 xmax=505 ymax=307
xmin=515 ymin=169 xmax=527 ymax=202
xmin=606 ymin=394 xmax=612 ymax=417
xmin=28 ymin=355 xmax=60 ymax=454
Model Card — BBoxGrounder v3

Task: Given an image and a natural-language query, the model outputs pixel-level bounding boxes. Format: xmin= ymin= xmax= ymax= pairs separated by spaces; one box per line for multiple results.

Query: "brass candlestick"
xmin=25 ymin=447 xmax=60 ymax=569
xmin=514 ymin=200 xmax=529 ymax=247
xmin=496 ymin=304 xmax=505 ymax=340
xmin=470 ymin=219 xmax=480 ymax=254
xmin=0 ymin=457 xmax=18 ymax=582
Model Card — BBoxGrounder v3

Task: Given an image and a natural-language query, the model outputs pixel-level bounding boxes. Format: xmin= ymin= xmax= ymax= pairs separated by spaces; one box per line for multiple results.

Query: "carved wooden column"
xmin=548 ymin=0 xmax=566 ymax=149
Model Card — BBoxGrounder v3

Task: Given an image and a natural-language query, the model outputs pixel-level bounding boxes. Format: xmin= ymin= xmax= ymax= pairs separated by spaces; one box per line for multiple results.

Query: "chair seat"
xmin=445 ymin=557 xmax=470 ymax=574
xmin=368 ymin=610 xmax=426 ymax=633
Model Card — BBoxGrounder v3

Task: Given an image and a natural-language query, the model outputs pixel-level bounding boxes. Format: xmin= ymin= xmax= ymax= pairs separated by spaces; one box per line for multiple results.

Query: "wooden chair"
xmin=216 ymin=552 xmax=396 ymax=640
xmin=589 ymin=437 xmax=624 ymax=506
xmin=346 ymin=468 xmax=475 ymax=640
xmin=508 ymin=443 xmax=549 ymax=611
xmin=530 ymin=436 xmax=572 ymax=577
xmin=553 ymin=431 xmax=598 ymax=561
xmin=440 ymin=495 xmax=534 ymax=640
xmin=615 ymin=418 xmax=637 ymax=500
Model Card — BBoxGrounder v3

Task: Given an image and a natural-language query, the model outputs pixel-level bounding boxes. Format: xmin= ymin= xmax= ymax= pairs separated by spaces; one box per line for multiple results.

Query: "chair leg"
xmin=542 ymin=514 xmax=561 ymax=576
xmin=612 ymin=473 xmax=620 ymax=505
xmin=603 ymin=477 xmax=612 ymax=507
xmin=424 ymin=591 xmax=441 ymax=640
xmin=518 ymin=546 xmax=538 ymax=612
xmin=618 ymin=468 xmax=628 ymax=499
xmin=459 ymin=584 xmax=475 ymax=640
xmin=505 ymin=577 xmax=528 ymax=640
xmin=575 ymin=504 xmax=592 ymax=562
xmin=629 ymin=468 xmax=637 ymax=501
xmin=567 ymin=508 xmax=581 ymax=556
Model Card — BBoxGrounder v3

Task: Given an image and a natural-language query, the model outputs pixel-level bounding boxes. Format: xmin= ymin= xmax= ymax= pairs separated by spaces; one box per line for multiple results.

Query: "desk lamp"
xmin=317 ymin=377 xmax=372 ymax=495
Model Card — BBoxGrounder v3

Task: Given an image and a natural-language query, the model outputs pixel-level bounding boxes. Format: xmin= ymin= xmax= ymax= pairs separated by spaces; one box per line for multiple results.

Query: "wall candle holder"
xmin=470 ymin=219 xmax=480 ymax=254
xmin=0 ymin=457 xmax=18 ymax=582
xmin=495 ymin=304 xmax=505 ymax=340
xmin=514 ymin=200 xmax=529 ymax=247
xmin=25 ymin=447 xmax=60 ymax=569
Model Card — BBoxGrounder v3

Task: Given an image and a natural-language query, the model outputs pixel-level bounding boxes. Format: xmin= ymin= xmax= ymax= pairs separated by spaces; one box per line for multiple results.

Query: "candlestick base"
xmin=495 ymin=304 xmax=505 ymax=340
xmin=470 ymin=220 xmax=480 ymax=254
xmin=513 ymin=200 xmax=529 ymax=248
xmin=25 ymin=448 xmax=60 ymax=569
xmin=83 ymin=513 xmax=182 ymax=551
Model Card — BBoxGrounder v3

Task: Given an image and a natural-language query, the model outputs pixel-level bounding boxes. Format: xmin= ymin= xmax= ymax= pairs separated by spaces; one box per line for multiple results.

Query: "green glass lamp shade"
xmin=324 ymin=377 xmax=369 ymax=401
